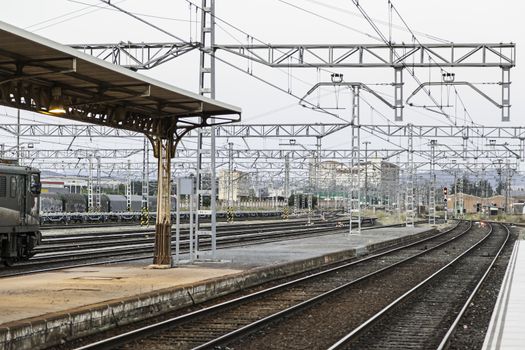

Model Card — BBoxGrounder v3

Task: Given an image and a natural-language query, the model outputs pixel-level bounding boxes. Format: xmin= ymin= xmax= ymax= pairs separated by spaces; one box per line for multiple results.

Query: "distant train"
xmin=39 ymin=193 xmax=174 ymax=223
xmin=39 ymin=193 xmax=282 ymax=224
xmin=0 ymin=164 xmax=42 ymax=266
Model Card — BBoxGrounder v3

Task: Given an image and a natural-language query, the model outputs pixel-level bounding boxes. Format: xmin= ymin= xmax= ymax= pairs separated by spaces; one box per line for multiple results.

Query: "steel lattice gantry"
xmin=5 ymin=146 xmax=523 ymax=163
xmin=7 ymin=122 xmax=525 ymax=140
xmin=0 ymin=21 xmax=240 ymax=267
xmin=70 ymin=41 xmax=515 ymax=122
xmin=71 ymin=42 xmax=516 ymax=68
xmin=0 ymin=122 xmax=347 ymax=138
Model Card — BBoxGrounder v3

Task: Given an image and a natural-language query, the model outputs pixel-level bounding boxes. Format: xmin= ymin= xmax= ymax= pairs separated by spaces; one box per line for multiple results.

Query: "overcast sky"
xmin=0 ymin=0 xmax=523 ymax=177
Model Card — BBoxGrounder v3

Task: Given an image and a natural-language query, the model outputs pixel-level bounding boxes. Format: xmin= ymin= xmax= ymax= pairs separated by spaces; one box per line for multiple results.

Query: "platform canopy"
xmin=0 ymin=20 xmax=241 ymax=140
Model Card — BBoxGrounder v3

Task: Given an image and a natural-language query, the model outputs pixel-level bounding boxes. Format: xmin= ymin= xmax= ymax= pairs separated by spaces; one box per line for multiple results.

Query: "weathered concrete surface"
xmin=0 ymin=225 xmax=438 ymax=350
xmin=0 ymin=266 xmax=242 ymax=324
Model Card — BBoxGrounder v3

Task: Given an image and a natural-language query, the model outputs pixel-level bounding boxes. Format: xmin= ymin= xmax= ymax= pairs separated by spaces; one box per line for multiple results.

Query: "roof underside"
xmin=0 ymin=21 xmax=240 ymax=138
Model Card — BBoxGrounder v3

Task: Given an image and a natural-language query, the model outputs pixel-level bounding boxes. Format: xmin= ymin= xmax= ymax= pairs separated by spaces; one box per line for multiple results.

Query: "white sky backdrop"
xmin=0 ymin=0 xmax=523 ymax=180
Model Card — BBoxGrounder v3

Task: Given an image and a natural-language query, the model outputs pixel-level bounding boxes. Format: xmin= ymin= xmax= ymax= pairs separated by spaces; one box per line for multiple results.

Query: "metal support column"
xmin=315 ymin=137 xmax=321 ymax=212
xmin=363 ymin=141 xmax=370 ymax=209
xmin=175 ymin=177 xmax=181 ymax=264
xmin=126 ymin=159 xmax=132 ymax=211
xmin=227 ymin=141 xmax=234 ymax=223
xmin=505 ymin=159 xmax=511 ymax=214
xmin=195 ymin=0 xmax=217 ymax=259
xmin=95 ymin=156 xmax=101 ymax=211
xmin=87 ymin=157 xmax=94 ymax=212
xmin=349 ymin=85 xmax=361 ymax=234
xmin=458 ymin=174 xmax=464 ymax=219
xmin=405 ymin=124 xmax=415 ymax=227
xmin=429 ymin=140 xmax=436 ymax=225
xmin=394 ymin=67 xmax=404 ymax=121
xmin=16 ymin=109 xmax=20 ymax=165
xmin=284 ymin=154 xmax=290 ymax=200
xmin=502 ymin=67 xmax=511 ymax=122
xmin=307 ymin=193 xmax=312 ymax=225
xmin=455 ymin=173 xmax=465 ymax=219
xmin=482 ymin=167 xmax=487 ymax=218
xmin=152 ymin=136 xmax=174 ymax=266
xmin=141 ymin=136 xmax=150 ymax=211
xmin=453 ymin=168 xmax=458 ymax=217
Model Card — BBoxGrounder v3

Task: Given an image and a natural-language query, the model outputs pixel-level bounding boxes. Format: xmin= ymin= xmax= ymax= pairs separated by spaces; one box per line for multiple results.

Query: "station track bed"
xmin=328 ymin=223 xmax=509 ymax=350
xmin=40 ymin=213 xmax=286 ymax=230
xmin=1 ymin=218 xmax=377 ymax=277
xmin=66 ymin=221 xmax=492 ymax=350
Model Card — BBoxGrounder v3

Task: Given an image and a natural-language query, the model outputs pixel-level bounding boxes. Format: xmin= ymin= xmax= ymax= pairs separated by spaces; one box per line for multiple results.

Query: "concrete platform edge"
xmin=482 ymin=240 xmax=520 ymax=350
xmin=0 ymin=227 xmax=436 ymax=350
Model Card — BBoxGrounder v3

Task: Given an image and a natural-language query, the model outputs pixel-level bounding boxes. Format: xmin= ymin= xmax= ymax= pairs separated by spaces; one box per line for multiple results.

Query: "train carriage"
xmin=0 ymin=164 xmax=41 ymax=266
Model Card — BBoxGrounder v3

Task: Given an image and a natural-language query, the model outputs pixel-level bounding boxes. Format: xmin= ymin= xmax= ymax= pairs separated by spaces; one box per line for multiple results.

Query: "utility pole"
xmin=16 ymin=108 xmax=20 ymax=165
xmin=429 ymin=140 xmax=436 ymax=225
xmin=96 ymin=156 xmax=101 ymax=211
xmin=126 ymin=159 xmax=132 ymax=211
xmin=88 ymin=157 xmax=94 ymax=212
xmin=363 ymin=141 xmax=370 ymax=209
xmin=315 ymin=137 xmax=322 ymax=213
xmin=196 ymin=0 xmax=217 ymax=258
xmin=349 ymin=85 xmax=361 ymax=234
xmin=227 ymin=141 xmax=234 ymax=222
xmin=284 ymin=154 xmax=290 ymax=201
xmin=405 ymin=124 xmax=415 ymax=227
xmin=141 ymin=136 xmax=150 ymax=211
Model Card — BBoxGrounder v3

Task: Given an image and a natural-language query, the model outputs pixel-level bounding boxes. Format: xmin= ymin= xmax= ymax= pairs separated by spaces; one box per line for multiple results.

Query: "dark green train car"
xmin=0 ymin=164 xmax=41 ymax=266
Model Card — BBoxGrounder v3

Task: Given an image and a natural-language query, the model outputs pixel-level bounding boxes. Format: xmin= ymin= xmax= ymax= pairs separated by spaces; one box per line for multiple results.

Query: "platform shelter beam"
xmin=0 ymin=21 xmax=241 ymax=268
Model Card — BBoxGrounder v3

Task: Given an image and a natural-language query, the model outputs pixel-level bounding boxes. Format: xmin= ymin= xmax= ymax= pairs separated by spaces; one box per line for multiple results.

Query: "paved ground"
xmin=0 ymin=265 xmax=241 ymax=324
xmin=0 ymin=225 xmax=435 ymax=325
xmin=483 ymin=226 xmax=525 ymax=350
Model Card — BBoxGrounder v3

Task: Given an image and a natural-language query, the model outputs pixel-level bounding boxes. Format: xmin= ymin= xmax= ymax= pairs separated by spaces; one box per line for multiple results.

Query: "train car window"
xmin=30 ymin=173 xmax=41 ymax=195
xmin=10 ymin=176 xmax=17 ymax=198
xmin=0 ymin=176 xmax=6 ymax=197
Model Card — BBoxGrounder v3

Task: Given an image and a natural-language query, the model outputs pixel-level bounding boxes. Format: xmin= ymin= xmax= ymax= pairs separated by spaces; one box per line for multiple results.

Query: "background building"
xmin=218 ymin=169 xmax=251 ymax=202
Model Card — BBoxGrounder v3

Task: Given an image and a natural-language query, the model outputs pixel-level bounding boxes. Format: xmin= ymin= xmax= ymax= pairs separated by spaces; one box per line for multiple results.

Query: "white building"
xmin=312 ymin=159 xmax=399 ymax=205
xmin=218 ymin=169 xmax=251 ymax=202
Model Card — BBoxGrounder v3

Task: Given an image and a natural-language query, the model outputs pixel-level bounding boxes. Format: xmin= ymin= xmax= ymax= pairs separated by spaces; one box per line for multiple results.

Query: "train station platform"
xmin=483 ymin=232 xmax=525 ymax=350
xmin=0 ymin=224 xmax=442 ymax=350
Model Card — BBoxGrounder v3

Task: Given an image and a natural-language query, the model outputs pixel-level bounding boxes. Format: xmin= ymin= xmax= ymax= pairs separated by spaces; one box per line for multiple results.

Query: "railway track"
xmin=40 ymin=212 xmax=285 ymax=229
xmin=328 ymin=222 xmax=509 ymax=350
xmin=0 ymin=218 xmax=362 ymax=277
xmin=72 ymin=221 xmax=474 ymax=350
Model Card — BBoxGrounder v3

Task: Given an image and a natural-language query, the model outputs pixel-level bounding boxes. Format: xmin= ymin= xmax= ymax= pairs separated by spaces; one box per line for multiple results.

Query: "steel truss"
xmin=7 ymin=122 xmax=525 ymax=141
xmin=3 ymin=146 xmax=524 ymax=162
xmin=70 ymin=42 xmax=515 ymax=69
xmin=71 ymin=42 xmax=198 ymax=70
xmin=0 ymin=123 xmax=346 ymax=138
xmin=361 ymin=124 xmax=525 ymax=139
xmin=70 ymin=41 xmax=515 ymax=121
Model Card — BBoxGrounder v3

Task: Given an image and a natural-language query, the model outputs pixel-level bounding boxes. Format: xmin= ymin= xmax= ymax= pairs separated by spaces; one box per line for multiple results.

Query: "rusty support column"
xmin=152 ymin=135 xmax=174 ymax=267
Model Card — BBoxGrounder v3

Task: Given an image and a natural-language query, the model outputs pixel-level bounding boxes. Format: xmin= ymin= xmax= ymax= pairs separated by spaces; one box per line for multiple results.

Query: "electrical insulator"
xmin=443 ymin=187 xmax=448 ymax=196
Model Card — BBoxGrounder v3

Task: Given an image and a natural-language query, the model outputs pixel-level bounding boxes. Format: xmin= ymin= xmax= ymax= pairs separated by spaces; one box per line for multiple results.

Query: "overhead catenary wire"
xmin=276 ymin=0 xmax=383 ymax=42
xmin=27 ymin=0 xmax=129 ymax=32
xmin=100 ymin=0 xmax=350 ymax=123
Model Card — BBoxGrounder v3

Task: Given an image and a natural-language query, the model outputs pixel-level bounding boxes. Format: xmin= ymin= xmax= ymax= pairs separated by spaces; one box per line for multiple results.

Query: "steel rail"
xmin=191 ymin=221 xmax=472 ymax=350
xmin=326 ymin=222 xmax=502 ymax=349
xmin=0 ymin=219 xmax=348 ymax=277
xmin=73 ymin=221 xmax=465 ymax=350
xmin=436 ymin=223 xmax=511 ymax=350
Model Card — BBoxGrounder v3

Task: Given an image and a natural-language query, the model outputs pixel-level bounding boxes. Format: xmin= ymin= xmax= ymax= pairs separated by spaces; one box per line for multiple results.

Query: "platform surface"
xmin=0 ymin=224 xmax=435 ymax=325
xmin=483 ymin=229 xmax=525 ymax=350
